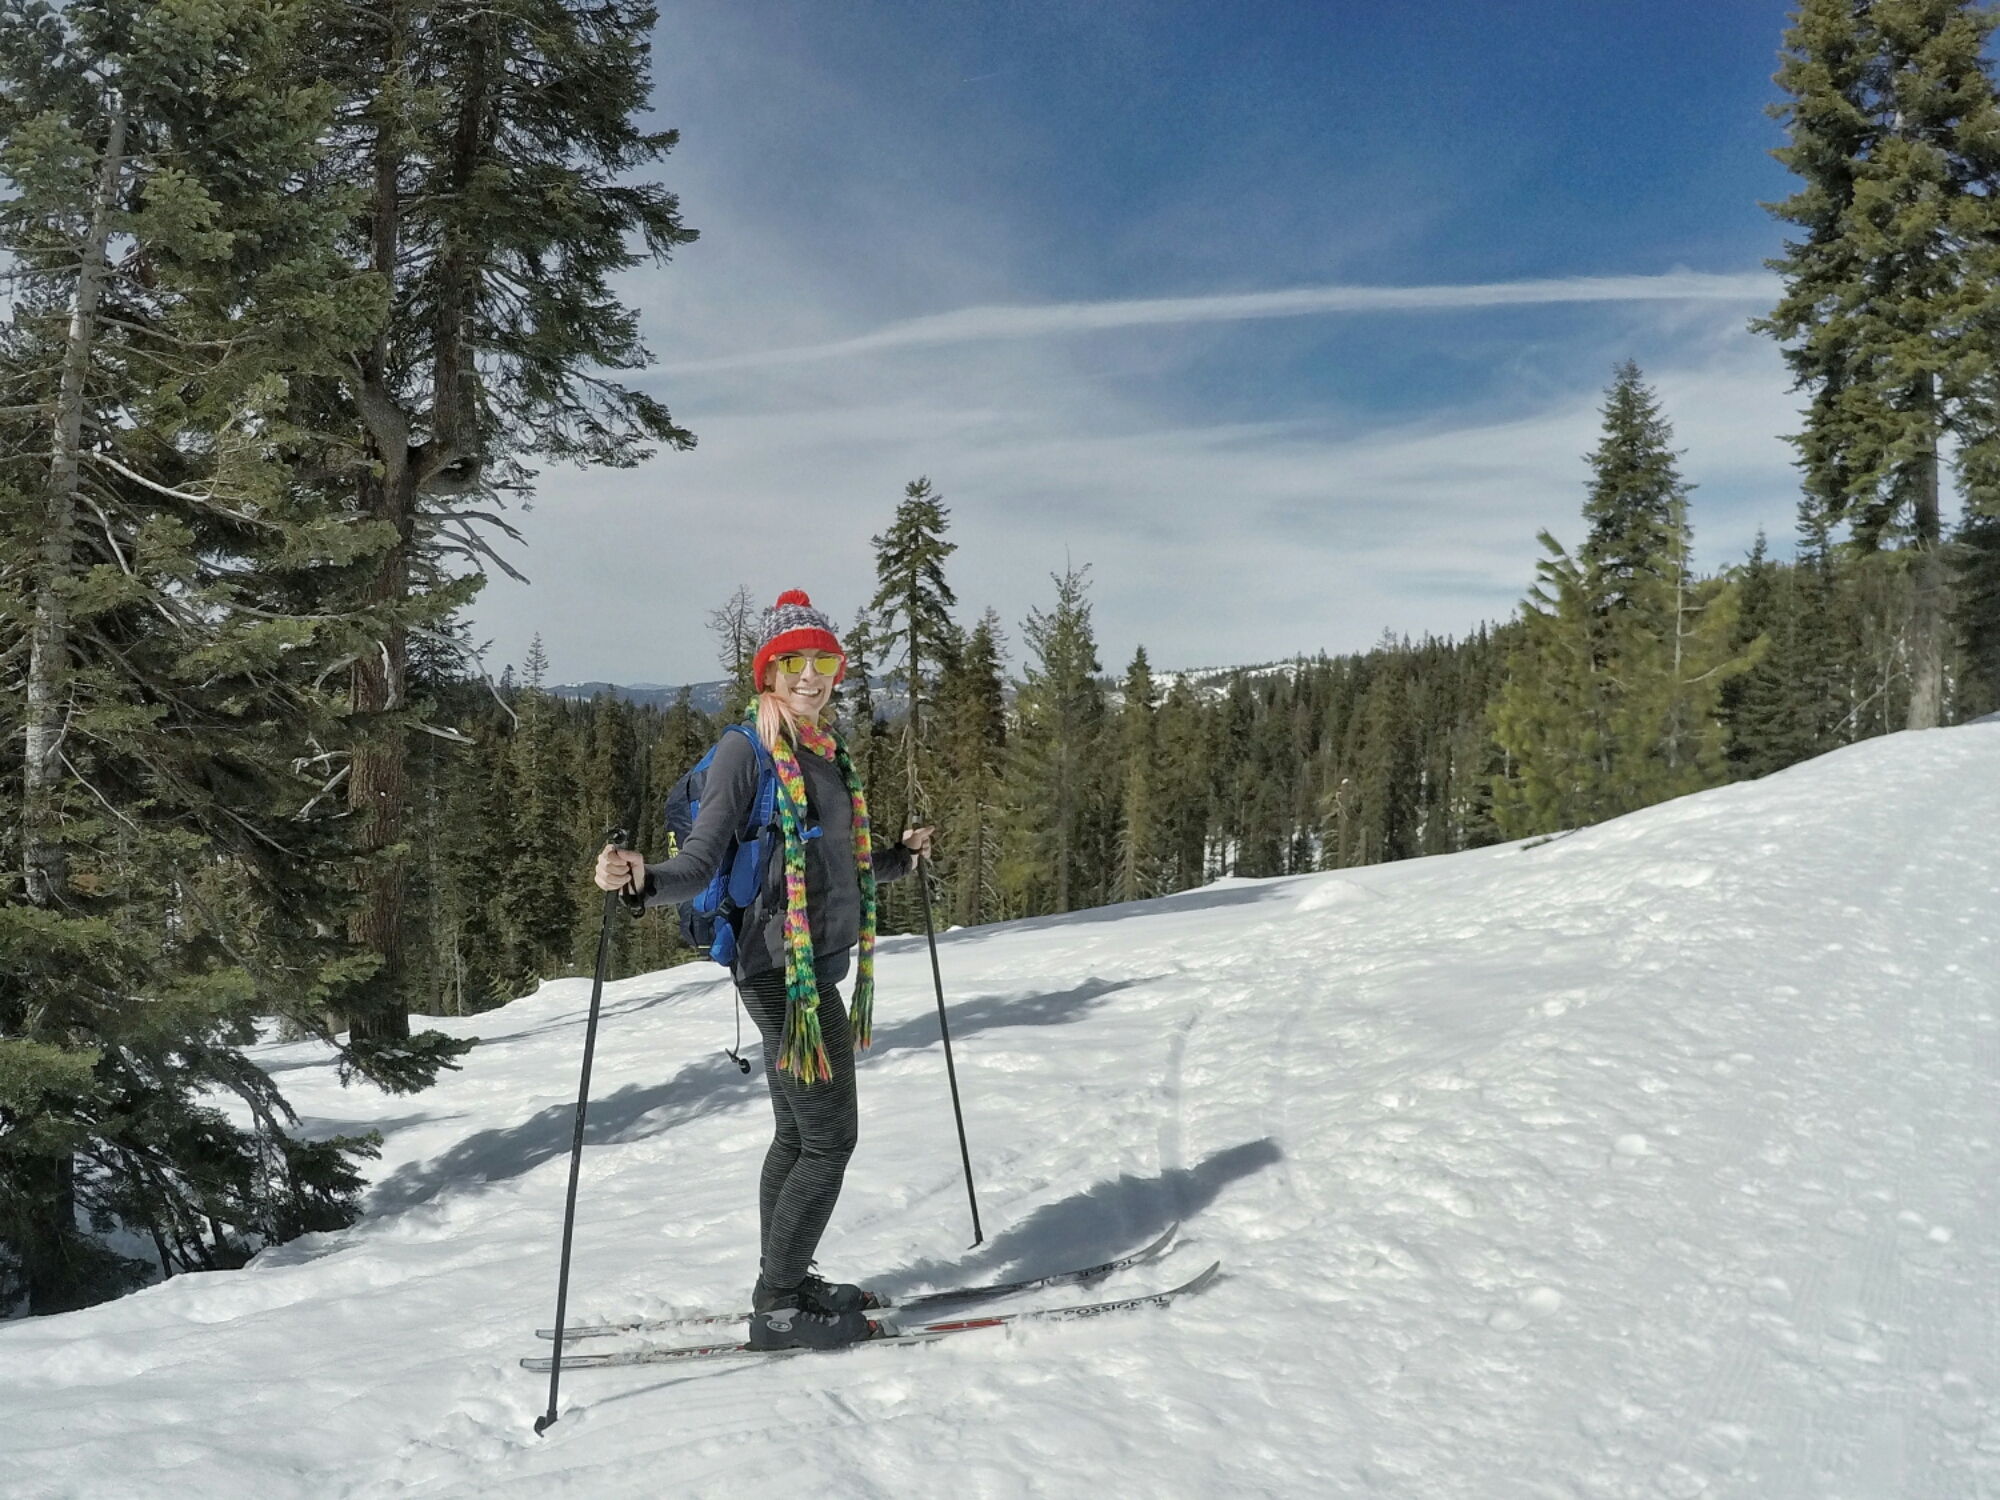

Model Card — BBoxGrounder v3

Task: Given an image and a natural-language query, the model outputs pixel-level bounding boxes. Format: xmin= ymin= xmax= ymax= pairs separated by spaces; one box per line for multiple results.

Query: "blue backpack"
xmin=662 ymin=724 xmax=818 ymax=965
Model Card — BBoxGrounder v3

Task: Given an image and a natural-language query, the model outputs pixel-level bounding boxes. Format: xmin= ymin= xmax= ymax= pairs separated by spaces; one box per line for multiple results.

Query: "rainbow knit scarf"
xmin=765 ymin=716 xmax=876 ymax=1082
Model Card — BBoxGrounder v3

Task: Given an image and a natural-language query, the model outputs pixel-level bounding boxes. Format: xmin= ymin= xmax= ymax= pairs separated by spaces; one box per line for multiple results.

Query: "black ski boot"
xmin=800 ymin=1268 xmax=881 ymax=1314
xmin=749 ymin=1279 xmax=875 ymax=1351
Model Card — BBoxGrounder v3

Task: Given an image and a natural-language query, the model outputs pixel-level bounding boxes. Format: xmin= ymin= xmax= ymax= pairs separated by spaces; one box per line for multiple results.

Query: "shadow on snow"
xmin=581 ymin=1137 xmax=1280 ymax=1411
xmin=874 ymin=1137 xmax=1282 ymax=1302
xmin=920 ymin=879 xmax=1296 ymax=948
xmin=364 ymin=975 xmax=1151 ymax=1214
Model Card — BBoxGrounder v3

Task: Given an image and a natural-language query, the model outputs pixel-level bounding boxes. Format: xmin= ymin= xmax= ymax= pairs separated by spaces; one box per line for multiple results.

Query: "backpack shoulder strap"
xmin=717 ymin=722 xmax=779 ymax=837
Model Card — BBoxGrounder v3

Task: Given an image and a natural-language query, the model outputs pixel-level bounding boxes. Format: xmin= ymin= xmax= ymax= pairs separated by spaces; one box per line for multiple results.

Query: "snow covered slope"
xmin=6 ymin=724 xmax=1999 ymax=1500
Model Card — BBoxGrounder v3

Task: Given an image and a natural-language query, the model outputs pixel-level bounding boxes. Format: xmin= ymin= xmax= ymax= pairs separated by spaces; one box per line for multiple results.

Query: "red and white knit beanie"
xmin=752 ymin=589 xmax=846 ymax=689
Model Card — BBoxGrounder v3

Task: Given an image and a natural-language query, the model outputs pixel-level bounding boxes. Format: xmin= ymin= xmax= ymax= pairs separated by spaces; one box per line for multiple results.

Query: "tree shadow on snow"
xmin=932 ymin=880 xmax=1295 ymax=947
xmin=861 ymin=974 xmax=1145 ymax=1053
xmin=365 ymin=975 xmax=1149 ymax=1215
xmin=875 ymin=1137 xmax=1283 ymax=1300
xmin=442 ymin=971 xmax=739 ymax=1055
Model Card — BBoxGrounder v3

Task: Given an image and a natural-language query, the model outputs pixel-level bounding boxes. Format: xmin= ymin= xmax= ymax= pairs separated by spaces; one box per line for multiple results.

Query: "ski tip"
xmin=1180 ymin=1260 xmax=1222 ymax=1296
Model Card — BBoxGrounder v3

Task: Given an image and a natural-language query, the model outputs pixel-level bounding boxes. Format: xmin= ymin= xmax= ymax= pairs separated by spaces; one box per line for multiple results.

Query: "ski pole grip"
xmin=600 ymin=827 xmax=636 ymax=898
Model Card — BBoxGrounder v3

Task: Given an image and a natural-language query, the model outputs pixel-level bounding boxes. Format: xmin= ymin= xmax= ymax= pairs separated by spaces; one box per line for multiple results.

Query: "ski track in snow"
xmin=5 ymin=725 xmax=2000 ymax=1499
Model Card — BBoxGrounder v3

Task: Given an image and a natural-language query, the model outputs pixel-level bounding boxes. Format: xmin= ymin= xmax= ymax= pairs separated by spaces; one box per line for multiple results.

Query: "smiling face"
xmin=769 ymin=649 xmax=839 ymax=724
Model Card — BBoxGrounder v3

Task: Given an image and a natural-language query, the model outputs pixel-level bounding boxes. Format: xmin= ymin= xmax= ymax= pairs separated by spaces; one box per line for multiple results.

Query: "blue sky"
xmin=473 ymin=0 xmax=1833 ymax=686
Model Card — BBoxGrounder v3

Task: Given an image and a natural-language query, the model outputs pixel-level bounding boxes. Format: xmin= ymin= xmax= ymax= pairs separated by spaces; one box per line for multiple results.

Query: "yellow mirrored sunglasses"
xmin=771 ymin=652 xmax=841 ymax=678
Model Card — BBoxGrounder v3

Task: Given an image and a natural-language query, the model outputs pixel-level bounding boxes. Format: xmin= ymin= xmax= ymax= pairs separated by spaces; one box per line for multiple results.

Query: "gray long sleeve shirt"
xmin=633 ymin=728 xmax=916 ymax=982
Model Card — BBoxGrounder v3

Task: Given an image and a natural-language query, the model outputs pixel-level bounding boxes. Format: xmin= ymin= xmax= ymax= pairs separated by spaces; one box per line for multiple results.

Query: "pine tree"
xmin=1759 ymin=0 xmax=2000 ymax=729
xmin=1352 ymin=656 xmax=1420 ymax=864
xmin=1581 ymin=362 xmax=1688 ymax=613
xmin=574 ymin=692 xmax=642 ymax=975
xmin=1152 ymin=678 xmax=1212 ymax=890
xmin=1492 ymin=372 xmax=1758 ymax=835
xmin=308 ymin=0 xmax=697 ymax=1046
xmin=0 ymin=0 xmax=392 ymax=1312
xmin=936 ymin=609 xmax=1007 ymax=925
xmin=626 ymin=686 xmax=709 ymax=974
xmin=868 ymin=478 xmax=958 ymax=832
xmin=1008 ymin=566 xmax=1106 ymax=914
xmin=1112 ymin=647 xmax=1161 ymax=902
xmin=497 ymin=638 xmax=578 ymax=992
xmin=1209 ymin=672 xmax=1257 ymax=875
xmin=1606 ymin=523 xmax=1757 ymax=806
xmin=1723 ymin=535 xmax=1802 ymax=777
xmin=1953 ymin=508 xmax=2000 ymax=716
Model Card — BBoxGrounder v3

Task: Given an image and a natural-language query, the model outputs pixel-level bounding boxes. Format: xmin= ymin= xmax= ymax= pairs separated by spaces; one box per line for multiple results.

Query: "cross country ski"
xmin=519 ymin=1260 xmax=1222 ymax=1372
xmin=537 ymin=1221 xmax=1182 ymax=1342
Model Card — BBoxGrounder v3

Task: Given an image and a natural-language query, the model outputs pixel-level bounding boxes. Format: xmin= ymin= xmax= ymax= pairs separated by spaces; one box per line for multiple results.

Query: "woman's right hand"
xmin=595 ymin=844 xmax=644 ymax=894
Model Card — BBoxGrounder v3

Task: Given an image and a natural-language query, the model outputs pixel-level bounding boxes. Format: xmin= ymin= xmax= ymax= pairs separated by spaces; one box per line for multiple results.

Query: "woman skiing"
xmin=593 ymin=589 xmax=930 ymax=1350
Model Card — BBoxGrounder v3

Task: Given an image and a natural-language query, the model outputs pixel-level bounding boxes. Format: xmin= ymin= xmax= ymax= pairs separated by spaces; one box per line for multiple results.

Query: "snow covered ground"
xmin=6 ymin=723 xmax=2000 ymax=1499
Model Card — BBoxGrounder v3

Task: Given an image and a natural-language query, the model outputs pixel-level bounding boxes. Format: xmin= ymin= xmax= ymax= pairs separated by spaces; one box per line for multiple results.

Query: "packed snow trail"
xmin=4 ymin=723 xmax=1998 ymax=1499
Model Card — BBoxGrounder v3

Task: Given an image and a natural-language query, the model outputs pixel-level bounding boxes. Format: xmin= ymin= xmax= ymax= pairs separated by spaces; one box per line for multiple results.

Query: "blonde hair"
xmin=755 ymin=691 xmax=803 ymax=755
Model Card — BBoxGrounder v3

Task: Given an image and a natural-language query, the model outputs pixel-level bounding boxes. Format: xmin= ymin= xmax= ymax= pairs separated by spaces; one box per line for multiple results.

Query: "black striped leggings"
xmin=737 ymin=968 xmax=857 ymax=1290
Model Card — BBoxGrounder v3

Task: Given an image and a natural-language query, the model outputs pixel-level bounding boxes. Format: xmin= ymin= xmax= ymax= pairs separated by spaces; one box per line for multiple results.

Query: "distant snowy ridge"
xmin=4 ymin=724 xmax=1997 ymax=1499
xmin=547 ymin=678 xmax=734 ymax=713
xmin=550 ymin=660 xmax=1296 ymax=714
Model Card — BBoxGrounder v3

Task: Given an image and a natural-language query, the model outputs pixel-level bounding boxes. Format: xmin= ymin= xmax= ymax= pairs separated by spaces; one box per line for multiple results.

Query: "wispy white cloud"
xmin=484 ymin=299 xmax=1810 ymax=686
xmin=657 ymin=271 xmax=1779 ymax=374
xmin=464 ymin=8 xmax=1810 ymax=687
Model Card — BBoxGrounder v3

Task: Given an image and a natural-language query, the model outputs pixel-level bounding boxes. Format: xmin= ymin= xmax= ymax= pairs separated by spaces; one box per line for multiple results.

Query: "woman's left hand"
xmin=900 ymin=826 xmax=935 ymax=858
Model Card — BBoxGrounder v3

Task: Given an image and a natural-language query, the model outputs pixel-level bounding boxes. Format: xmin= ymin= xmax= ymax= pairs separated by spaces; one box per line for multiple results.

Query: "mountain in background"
xmin=550 ymin=661 xmax=1301 ymax=716
xmin=548 ymin=680 xmax=737 ymax=714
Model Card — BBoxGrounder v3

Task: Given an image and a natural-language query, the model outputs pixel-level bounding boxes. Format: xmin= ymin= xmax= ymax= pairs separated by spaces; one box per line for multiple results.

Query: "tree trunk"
xmin=342 ymin=9 xmax=489 ymax=1037
xmin=1907 ymin=421 xmax=1945 ymax=730
xmin=1055 ymin=748 xmax=1071 ymax=915
xmin=966 ymin=797 xmax=984 ymax=927
xmin=25 ymin=1156 xmax=80 ymax=1314
xmin=346 ymin=465 xmax=415 ymax=1042
xmin=24 ymin=107 xmax=124 ymax=908
xmin=345 ymin=71 xmax=414 ymax=1043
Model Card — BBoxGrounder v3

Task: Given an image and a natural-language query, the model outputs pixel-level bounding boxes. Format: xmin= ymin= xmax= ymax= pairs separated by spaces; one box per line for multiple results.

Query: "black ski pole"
xmin=535 ymin=826 xmax=628 ymax=1438
xmin=915 ymin=854 xmax=982 ymax=1246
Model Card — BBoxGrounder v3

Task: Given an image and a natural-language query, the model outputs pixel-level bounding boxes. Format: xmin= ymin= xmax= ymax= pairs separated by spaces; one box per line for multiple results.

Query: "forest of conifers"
xmin=430 ymin=384 xmax=2000 ymax=1022
xmin=3 ymin=0 xmax=1998 ymax=1315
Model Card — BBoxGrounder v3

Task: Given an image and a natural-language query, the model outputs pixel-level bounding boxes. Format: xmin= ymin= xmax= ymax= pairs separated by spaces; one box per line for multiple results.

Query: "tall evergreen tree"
xmin=0 ymin=0 xmax=388 ymax=1312
xmin=654 ymin=686 xmax=713 ymax=790
xmin=497 ymin=638 xmax=578 ymax=992
xmin=1581 ymin=362 xmax=1688 ymax=612
xmin=1112 ymin=646 xmax=1161 ymax=902
xmin=309 ymin=0 xmax=697 ymax=1046
xmin=1722 ymin=534 xmax=1813 ymax=777
xmin=1492 ymin=372 xmax=1757 ymax=836
xmin=868 ymin=477 xmax=957 ymax=833
xmin=1152 ymin=677 xmax=1213 ymax=890
xmin=1759 ymin=0 xmax=2000 ymax=728
xmin=1955 ymin=508 xmax=2000 ymax=716
xmin=573 ymin=691 xmax=642 ymax=974
xmin=936 ymin=609 xmax=1007 ymax=925
xmin=1207 ymin=672 xmax=1255 ymax=874
xmin=628 ymin=686 xmax=709 ymax=972
xmin=1350 ymin=658 xmax=1421 ymax=865
xmin=1008 ymin=566 xmax=1106 ymax=914
xmin=835 ymin=606 xmax=890 ymax=810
